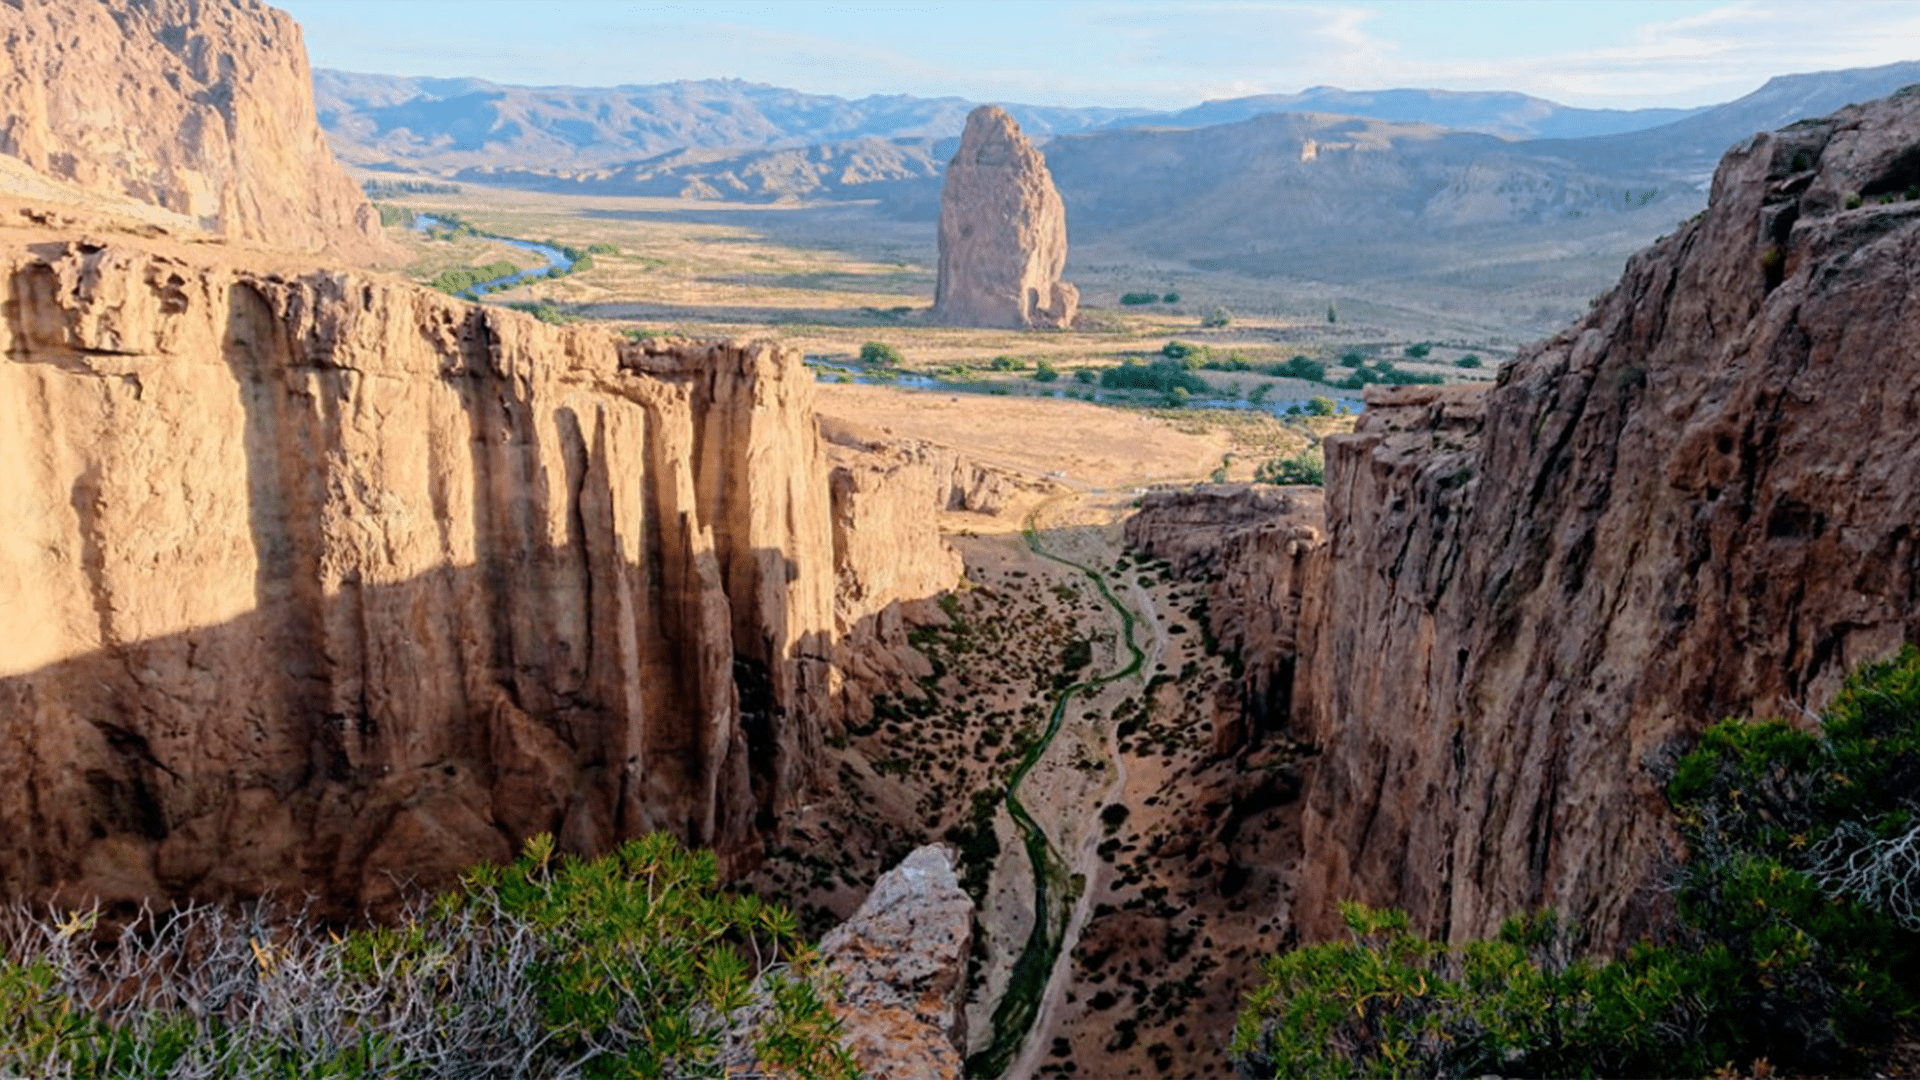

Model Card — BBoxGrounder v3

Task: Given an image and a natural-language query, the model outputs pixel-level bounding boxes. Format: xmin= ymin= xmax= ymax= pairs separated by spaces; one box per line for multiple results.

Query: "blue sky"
xmin=278 ymin=1 xmax=1920 ymax=110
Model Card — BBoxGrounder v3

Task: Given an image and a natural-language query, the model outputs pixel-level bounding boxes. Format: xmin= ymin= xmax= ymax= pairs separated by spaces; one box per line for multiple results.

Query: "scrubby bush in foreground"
xmin=0 ymin=833 xmax=858 ymax=1079
xmin=1234 ymin=646 xmax=1920 ymax=1078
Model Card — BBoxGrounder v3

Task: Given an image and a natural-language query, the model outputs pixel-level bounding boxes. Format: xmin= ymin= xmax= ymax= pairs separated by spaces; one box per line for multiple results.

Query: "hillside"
xmin=316 ymin=70 xmax=1148 ymax=170
xmin=1125 ymin=85 xmax=1700 ymax=140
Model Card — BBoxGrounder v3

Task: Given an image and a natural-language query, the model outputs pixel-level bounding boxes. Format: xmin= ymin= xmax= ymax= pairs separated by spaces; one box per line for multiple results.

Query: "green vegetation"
xmin=859 ymin=341 xmax=903 ymax=366
xmin=507 ymin=301 xmax=580 ymax=325
xmin=1233 ymin=647 xmax=1920 ymax=1078
xmin=1073 ymin=368 xmax=1096 ymax=384
xmin=1119 ymin=292 xmax=1162 ymax=306
xmin=361 ymin=179 xmax=461 ymax=197
xmin=1334 ymin=360 xmax=1442 ymax=390
xmin=1255 ymin=447 xmax=1325 ymax=486
xmin=1100 ymin=358 xmax=1208 ymax=396
xmin=1162 ymin=291 xmax=1180 ymax=303
xmin=1267 ymin=356 xmax=1326 ymax=382
xmin=0 ymin=834 xmax=858 ymax=1079
xmin=1201 ymin=307 xmax=1232 ymax=328
xmin=1455 ymin=355 xmax=1483 ymax=369
xmin=989 ymin=355 xmax=1026 ymax=371
xmin=1031 ymin=361 xmax=1060 ymax=383
xmin=373 ymin=203 xmax=415 ymax=229
xmin=429 ymin=260 xmax=520 ymax=296
xmin=1403 ymin=342 xmax=1433 ymax=359
xmin=1161 ymin=340 xmax=1197 ymax=361
xmin=1338 ymin=350 xmax=1366 ymax=368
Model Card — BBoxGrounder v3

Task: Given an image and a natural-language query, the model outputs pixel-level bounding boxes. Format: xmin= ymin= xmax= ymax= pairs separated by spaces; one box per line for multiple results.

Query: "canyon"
xmin=1135 ymin=85 xmax=1920 ymax=951
xmin=2 ymin=0 xmax=1918 ymax=1075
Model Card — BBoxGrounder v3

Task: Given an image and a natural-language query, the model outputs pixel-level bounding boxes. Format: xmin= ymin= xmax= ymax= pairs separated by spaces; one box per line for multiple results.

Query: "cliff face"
xmin=933 ymin=105 xmax=1078 ymax=329
xmin=0 ymin=229 xmax=857 ymax=911
xmin=0 ymin=0 xmax=387 ymax=262
xmin=1136 ymin=89 xmax=1920 ymax=949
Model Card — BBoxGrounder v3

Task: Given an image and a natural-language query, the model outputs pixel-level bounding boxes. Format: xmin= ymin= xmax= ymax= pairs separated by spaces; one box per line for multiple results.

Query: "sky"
xmin=277 ymin=1 xmax=1920 ymax=111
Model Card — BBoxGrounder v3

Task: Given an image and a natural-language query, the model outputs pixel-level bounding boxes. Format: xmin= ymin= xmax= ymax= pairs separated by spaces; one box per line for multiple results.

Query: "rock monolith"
xmin=933 ymin=106 xmax=1078 ymax=329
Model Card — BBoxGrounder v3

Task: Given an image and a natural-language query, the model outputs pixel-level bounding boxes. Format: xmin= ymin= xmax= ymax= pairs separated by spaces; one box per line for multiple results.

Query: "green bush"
xmin=1304 ymin=395 xmax=1337 ymax=417
xmin=988 ymin=355 xmax=1024 ymax=371
xmin=0 ymin=834 xmax=858 ymax=1079
xmin=1267 ymin=356 xmax=1326 ymax=383
xmin=1100 ymin=358 xmax=1207 ymax=395
xmin=1255 ymin=446 xmax=1324 ymax=485
xmin=1456 ymin=355 xmax=1483 ymax=369
xmin=1201 ymin=306 xmax=1232 ymax=328
xmin=1161 ymin=340 xmax=1197 ymax=361
xmin=859 ymin=341 xmax=903 ymax=366
xmin=1073 ymin=368 xmax=1096 ymax=384
xmin=1031 ymin=361 xmax=1059 ymax=383
xmin=1162 ymin=291 xmax=1180 ymax=303
xmin=1338 ymin=350 xmax=1366 ymax=368
xmin=1403 ymin=342 xmax=1433 ymax=359
xmin=374 ymin=203 xmax=415 ymax=229
xmin=429 ymin=260 xmax=521 ymax=296
xmin=1120 ymin=291 xmax=1160 ymax=306
xmin=1235 ymin=647 xmax=1920 ymax=1079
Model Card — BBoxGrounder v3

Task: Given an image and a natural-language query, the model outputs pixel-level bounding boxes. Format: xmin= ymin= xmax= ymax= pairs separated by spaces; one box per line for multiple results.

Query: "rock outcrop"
xmin=1124 ymin=485 xmax=1324 ymax=754
xmin=0 ymin=0 xmax=388 ymax=263
xmin=1135 ymin=88 xmax=1920 ymax=951
xmin=933 ymin=105 xmax=1078 ymax=329
xmin=817 ymin=845 xmax=973 ymax=1078
xmin=0 ymin=226 xmax=853 ymax=912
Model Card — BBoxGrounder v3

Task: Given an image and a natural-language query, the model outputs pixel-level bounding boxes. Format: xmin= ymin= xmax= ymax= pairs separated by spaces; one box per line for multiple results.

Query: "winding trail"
xmin=966 ymin=500 xmax=1147 ymax=1079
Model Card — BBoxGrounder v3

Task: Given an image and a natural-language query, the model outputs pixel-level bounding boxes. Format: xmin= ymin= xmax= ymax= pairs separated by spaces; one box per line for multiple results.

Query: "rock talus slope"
xmin=0 ymin=229 xmax=897 ymax=912
xmin=933 ymin=105 xmax=1078 ymax=329
xmin=0 ymin=0 xmax=387 ymax=262
xmin=1135 ymin=89 xmax=1920 ymax=950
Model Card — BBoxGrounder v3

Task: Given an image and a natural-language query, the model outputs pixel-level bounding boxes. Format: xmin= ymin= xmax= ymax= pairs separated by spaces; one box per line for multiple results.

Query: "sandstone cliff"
xmin=1134 ymin=88 xmax=1920 ymax=950
xmin=0 ymin=0 xmax=388 ymax=263
xmin=933 ymin=105 xmax=1078 ymax=329
xmin=0 ymin=224 xmax=863 ymax=912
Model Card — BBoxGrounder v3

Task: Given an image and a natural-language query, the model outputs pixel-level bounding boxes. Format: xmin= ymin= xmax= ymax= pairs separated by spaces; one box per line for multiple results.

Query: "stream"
xmin=412 ymin=214 xmax=574 ymax=295
xmin=966 ymin=507 xmax=1148 ymax=1079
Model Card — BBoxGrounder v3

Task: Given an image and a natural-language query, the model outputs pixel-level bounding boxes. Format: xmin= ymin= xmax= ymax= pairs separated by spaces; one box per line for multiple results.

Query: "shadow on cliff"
xmin=0 ymin=282 xmax=865 ymax=919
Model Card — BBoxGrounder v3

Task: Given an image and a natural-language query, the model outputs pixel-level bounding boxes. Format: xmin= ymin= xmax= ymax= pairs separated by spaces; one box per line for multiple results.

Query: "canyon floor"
xmin=356 ymin=178 xmax=1366 ymax=1076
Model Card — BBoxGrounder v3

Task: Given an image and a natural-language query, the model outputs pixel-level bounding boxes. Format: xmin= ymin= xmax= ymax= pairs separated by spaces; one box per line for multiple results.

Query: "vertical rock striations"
xmin=1135 ymin=89 xmax=1920 ymax=951
xmin=933 ymin=105 xmax=1078 ymax=329
xmin=0 ymin=232 xmax=855 ymax=912
xmin=0 ymin=0 xmax=388 ymax=262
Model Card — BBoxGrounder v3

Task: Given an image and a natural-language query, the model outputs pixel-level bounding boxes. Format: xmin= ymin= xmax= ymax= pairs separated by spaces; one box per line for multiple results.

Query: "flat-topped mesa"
xmin=933 ymin=105 xmax=1078 ymax=329
xmin=0 ymin=0 xmax=388 ymax=262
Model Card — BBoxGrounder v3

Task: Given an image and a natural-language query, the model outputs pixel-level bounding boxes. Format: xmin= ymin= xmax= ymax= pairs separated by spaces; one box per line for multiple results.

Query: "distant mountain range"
xmin=313 ymin=71 xmax=1150 ymax=170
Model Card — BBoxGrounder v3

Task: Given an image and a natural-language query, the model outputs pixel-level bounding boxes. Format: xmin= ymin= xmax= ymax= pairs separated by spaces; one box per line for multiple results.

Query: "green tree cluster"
xmin=859 ymin=341 xmax=903 ymax=366
xmin=1100 ymin=358 xmax=1208 ymax=396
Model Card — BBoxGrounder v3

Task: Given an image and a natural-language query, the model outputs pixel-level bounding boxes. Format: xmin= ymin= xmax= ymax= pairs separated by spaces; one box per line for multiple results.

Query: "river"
xmin=412 ymin=214 xmax=574 ymax=296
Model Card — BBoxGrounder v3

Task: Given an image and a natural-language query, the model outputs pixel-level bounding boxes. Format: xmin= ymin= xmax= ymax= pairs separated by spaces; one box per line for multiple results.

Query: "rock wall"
xmin=933 ymin=105 xmax=1078 ymax=329
xmin=1135 ymin=89 xmax=1920 ymax=950
xmin=0 ymin=0 xmax=388 ymax=263
xmin=1124 ymin=485 xmax=1324 ymax=755
xmin=0 ymin=231 xmax=854 ymax=912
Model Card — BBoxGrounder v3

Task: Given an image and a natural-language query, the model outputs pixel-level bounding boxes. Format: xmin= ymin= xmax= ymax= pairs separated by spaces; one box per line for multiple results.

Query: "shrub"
xmin=1267 ymin=356 xmax=1325 ymax=383
xmin=988 ymin=355 xmax=1024 ymax=371
xmin=1032 ymin=361 xmax=1060 ymax=383
xmin=1338 ymin=350 xmax=1366 ymax=368
xmin=1164 ymin=386 xmax=1190 ymax=408
xmin=584 ymin=242 xmax=619 ymax=255
xmin=429 ymin=260 xmax=521 ymax=296
xmin=1120 ymin=291 xmax=1160 ymax=305
xmin=1201 ymin=307 xmax=1232 ymax=328
xmin=1161 ymin=340 xmax=1197 ymax=361
xmin=1455 ymin=355 xmax=1483 ymax=369
xmin=859 ymin=341 xmax=903 ymax=366
xmin=1100 ymin=359 xmax=1207 ymax=395
xmin=1235 ymin=648 xmax=1920 ymax=1079
xmin=1255 ymin=447 xmax=1324 ymax=485
xmin=1162 ymin=291 xmax=1180 ymax=303
xmin=0 ymin=834 xmax=858 ymax=1079
xmin=1403 ymin=342 xmax=1433 ymax=359
xmin=1303 ymin=396 xmax=1337 ymax=417
xmin=1073 ymin=368 xmax=1096 ymax=384
xmin=1327 ymin=302 xmax=1337 ymax=324
xmin=1248 ymin=382 xmax=1272 ymax=406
